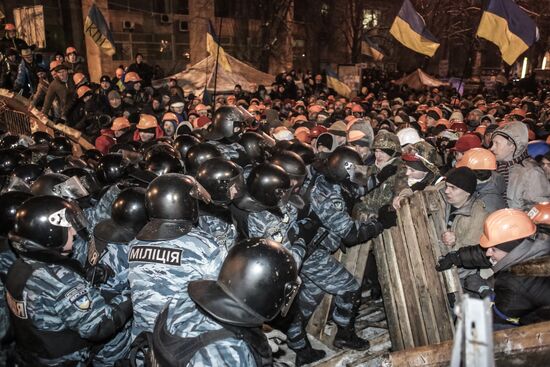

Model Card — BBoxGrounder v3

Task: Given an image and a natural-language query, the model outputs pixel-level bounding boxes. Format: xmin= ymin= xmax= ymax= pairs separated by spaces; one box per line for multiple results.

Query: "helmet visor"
xmin=280 ymin=276 xmax=302 ymax=317
xmin=53 ymin=176 xmax=90 ymax=199
xmin=186 ymin=175 xmax=212 ymax=204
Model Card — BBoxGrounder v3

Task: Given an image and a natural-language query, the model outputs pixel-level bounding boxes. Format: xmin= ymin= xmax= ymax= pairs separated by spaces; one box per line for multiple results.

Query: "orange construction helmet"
xmin=509 ymin=108 xmax=526 ymax=118
xmin=76 ymin=86 xmax=92 ymax=99
xmin=308 ymin=105 xmax=324 ymax=114
xmin=125 ymin=71 xmax=142 ymax=82
xmin=456 ymin=148 xmax=497 ymax=170
xmin=479 ymin=209 xmax=537 ymax=248
xmin=5 ymin=23 xmax=16 ymax=31
xmin=66 ymin=46 xmax=77 ymax=55
xmin=162 ymin=112 xmax=179 ymax=122
xmin=49 ymin=60 xmax=61 ymax=72
xmin=293 ymin=115 xmax=308 ymax=124
xmin=436 ymin=118 xmax=451 ymax=129
xmin=111 ymin=117 xmax=131 ymax=131
xmin=352 ymin=104 xmax=364 ymax=113
xmin=73 ymin=72 xmax=86 ymax=86
xmin=136 ymin=114 xmax=158 ymax=129
xmin=528 ymin=202 xmax=550 ymax=226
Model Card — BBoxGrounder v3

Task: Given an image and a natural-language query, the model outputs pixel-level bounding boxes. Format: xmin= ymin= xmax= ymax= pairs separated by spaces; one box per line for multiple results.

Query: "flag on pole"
xmin=84 ymin=4 xmax=116 ymax=56
xmin=389 ymin=0 xmax=440 ymax=57
xmin=361 ymin=35 xmax=384 ymax=61
xmin=206 ymin=20 xmax=232 ymax=73
xmin=326 ymin=68 xmax=352 ymax=99
xmin=476 ymin=0 xmax=539 ymax=65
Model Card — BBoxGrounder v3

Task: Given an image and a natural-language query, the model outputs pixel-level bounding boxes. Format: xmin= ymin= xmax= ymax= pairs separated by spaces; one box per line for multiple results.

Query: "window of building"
xmin=321 ymin=3 xmax=330 ymax=16
xmin=175 ymin=0 xmax=189 ymax=15
xmin=362 ymin=9 xmax=381 ymax=29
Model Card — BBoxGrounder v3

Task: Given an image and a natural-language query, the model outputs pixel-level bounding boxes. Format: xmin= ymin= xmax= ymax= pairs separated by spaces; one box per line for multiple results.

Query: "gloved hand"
xmin=264 ymin=328 xmax=287 ymax=353
xmin=376 ymin=164 xmax=398 ymax=184
xmin=377 ymin=204 xmax=397 ymax=229
xmin=435 ymin=251 xmax=461 ymax=271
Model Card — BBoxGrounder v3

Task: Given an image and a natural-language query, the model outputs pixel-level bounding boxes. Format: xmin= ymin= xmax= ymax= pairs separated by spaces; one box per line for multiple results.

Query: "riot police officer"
xmin=5 ymin=196 xmax=133 ymax=366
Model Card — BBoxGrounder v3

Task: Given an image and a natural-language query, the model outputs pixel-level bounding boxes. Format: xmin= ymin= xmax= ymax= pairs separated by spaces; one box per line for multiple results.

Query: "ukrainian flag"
xmin=390 ymin=0 xmax=440 ymax=57
xmin=361 ymin=35 xmax=384 ymax=61
xmin=476 ymin=0 xmax=539 ymax=65
xmin=84 ymin=4 xmax=116 ymax=56
xmin=206 ymin=20 xmax=232 ymax=73
xmin=326 ymin=68 xmax=352 ymax=99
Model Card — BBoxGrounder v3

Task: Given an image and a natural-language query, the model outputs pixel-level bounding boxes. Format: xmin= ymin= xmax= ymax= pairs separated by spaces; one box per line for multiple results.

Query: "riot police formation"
xmin=0 ymin=61 xmax=550 ymax=367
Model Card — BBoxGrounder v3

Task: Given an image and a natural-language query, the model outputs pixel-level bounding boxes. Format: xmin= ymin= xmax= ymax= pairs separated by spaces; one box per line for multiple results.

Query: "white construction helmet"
xmin=396 ymin=127 xmax=423 ymax=147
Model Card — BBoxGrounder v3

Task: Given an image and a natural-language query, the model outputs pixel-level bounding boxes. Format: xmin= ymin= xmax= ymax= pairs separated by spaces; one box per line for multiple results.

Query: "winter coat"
xmin=475 ymin=171 xmax=507 ymax=213
xmin=42 ymin=78 xmax=72 ymax=120
xmin=14 ymin=59 xmax=40 ymax=97
xmin=493 ymin=238 xmax=550 ymax=325
xmin=507 ymin=158 xmax=550 ymax=210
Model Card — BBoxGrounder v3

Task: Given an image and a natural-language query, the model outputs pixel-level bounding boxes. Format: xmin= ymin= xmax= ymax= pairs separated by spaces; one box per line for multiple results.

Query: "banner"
xmin=84 ymin=4 xmax=116 ymax=56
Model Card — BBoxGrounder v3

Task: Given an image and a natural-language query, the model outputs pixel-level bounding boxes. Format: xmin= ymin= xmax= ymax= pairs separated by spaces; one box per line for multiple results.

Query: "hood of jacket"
xmin=493 ymin=237 xmax=550 ymax=273
xmin=492 ymin=121 xmax=528 ymax=159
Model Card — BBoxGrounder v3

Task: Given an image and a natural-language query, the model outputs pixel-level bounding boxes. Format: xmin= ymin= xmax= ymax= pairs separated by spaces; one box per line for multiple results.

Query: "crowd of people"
xmin=1 ymin=22 xmax=550 ymax=367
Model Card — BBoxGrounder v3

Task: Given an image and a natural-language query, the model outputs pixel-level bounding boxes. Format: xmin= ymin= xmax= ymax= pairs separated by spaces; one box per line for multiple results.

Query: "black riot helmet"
xmin=94 ymin=187 xmax=148 ymax=244
xmin=143 ymin=143 xmax=179 ymax=161
xmin=0 ymin=191 xmax=33 ymax=236
xmin=30 ymin=173 xmax=68 ymax=196
xmin=247 ymin=163 xmax=292 ymax=208
xmin=144 ymin=150 xmax=184 ymax=176
xmin=96 ymin=153 xmax=129 ymax=185
xmin=173 ymin=134 xmax=200 ymax=160
xmin=46 ymin=157 xmax=69 ymax=173
xmin=185 ymin=143 xmax=222 ymax=174
xmin=137 ymin=174 xmax=200 ymax=241
xmin=82 ymin=149 xmax=103 ymax=162
xmin=0 ymin=135 xmax=20 ymax=149
xmin=326 ymin=146 xmax=362 ymax=183
xmin=11 ymin=164 xmax=44 ymax=185
xmin=269 ymin=151 xmax=307 ymax=188
xmin=31 ymin=131 xmax=52 ymax=145
xmin=9 ymin=195 xmax=89 ymax=254
xmin=196 ymin=157 xmax=244 ymax=205
xmin=48 ymin=136 xmax=73 ymax=157
xmin=0 ymin=149 xmax=24 ymax=175
xmin=287 ymin=141 xmax=315 ymax=165
xmin=189 ymin=238 xmax=300 ymax=327
xmin=209 ymin=106 xmax=252 ymax=142
xmin=239 ymin=131 xmax=268 ymax=163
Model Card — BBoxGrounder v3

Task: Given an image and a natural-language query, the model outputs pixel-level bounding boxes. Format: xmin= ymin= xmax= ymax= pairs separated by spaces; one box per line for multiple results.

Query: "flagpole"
xmin=212 ymin=17 xmax=223 ymax=107
xmin=457 ymin=0 xmax=487 ymax=96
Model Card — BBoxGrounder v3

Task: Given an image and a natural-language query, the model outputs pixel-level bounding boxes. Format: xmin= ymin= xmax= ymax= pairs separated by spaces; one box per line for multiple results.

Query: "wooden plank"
xmin=410 ymin=193 xmax=455 ymax=343
xmin=388 ymin=205 xmax=428 ymax=347
xmin=382 ymin=227 xmax=415 ymax=349
xmin=399 ymin=198 xmax=439 ymax=345
xmin=388 ymin=321 xmax=550 ymax=367
xmin=374 ymin=236 xmax=404 ymax=351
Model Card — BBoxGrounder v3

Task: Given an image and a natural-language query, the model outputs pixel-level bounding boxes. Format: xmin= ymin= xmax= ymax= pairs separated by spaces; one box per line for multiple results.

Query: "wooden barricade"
xmin=0 ymin=89 xmax=94 ymax=151
xmin=373 ymin=188 xmax=459 ymax=351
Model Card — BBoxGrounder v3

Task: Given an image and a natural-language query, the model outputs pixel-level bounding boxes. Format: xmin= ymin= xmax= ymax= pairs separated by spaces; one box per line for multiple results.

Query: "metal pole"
xmin=212 ymin=17 xmax=223 ymax=106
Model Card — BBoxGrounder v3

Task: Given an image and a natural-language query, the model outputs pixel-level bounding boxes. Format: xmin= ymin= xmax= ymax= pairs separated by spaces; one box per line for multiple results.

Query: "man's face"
xmin=163 ymin=121 xmax=176 ymax=137
xmin=7 ymin=30 xmax=16 ymax=39
xmin=101 ymin=81 xmax=111 ymax=90
xmin=374 ymin=149 xmax=391 ymax=166
xmin=485 ymin=247 xmax=508 ymax=265
xmin=234 ymin=87 xmax=241 ymax=95
xmin=67 ymin=53 xmax=77 ymax=63
xmin=22 ymin=54 xmax=33 ymax=63
xmin=136 ymin=55 xmax=143 ymax=64
xmin=406 ymin=166 xmax=427 ymax=180
xmin=444 ymin=182 xmax=470 ymax=207
xmin=490 ymin=135 xmax=515 ymax=162
xmin=139 ymin=131 xmax=155 ymax=142
xmin=57 ymin=69 xmax=68 ymax=82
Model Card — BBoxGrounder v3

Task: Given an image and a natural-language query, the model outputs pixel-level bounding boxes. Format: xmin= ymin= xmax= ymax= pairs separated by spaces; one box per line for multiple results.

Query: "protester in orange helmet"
xmin=456 ymin=148 xmax=506 ymax=213
xmin=0 ymin=23 xmax=28 ymax=53
xmin=63 ymin=46 xmax=88 ymax=76
xmin=133 ymin=114 xmax=163 ymax=143
xmin=436 ymin=208 xmax=550 ymax=328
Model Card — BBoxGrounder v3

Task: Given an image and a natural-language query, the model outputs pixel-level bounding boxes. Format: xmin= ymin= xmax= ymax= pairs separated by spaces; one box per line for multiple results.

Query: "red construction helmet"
xmin=5 ymin=23 xmax=16 ymax=31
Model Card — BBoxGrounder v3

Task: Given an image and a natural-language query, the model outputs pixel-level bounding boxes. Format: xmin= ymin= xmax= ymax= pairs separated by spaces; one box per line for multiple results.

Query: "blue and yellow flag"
xmin=476 ymin=0 xmax=538 ymax=65
xmin=206 ymin=20 xmax=232 ymax=73
xmin=390 ymin=0 xmax=440 ymax=57
xmin=326 ymin=68 xmax=352 ymax=99
xmin=84 ymin=4 xmax=116 ymax=56
xmin=361 ymin=35 xmax=384 ymax=61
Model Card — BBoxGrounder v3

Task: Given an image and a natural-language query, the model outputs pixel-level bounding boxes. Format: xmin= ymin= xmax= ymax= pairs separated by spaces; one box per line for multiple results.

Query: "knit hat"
xmin=445 ymin=167 xmax=477 ymax=195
